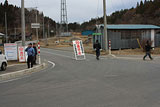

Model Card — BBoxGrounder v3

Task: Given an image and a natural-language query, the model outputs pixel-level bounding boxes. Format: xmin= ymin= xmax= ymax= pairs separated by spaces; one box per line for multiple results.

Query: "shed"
xmin=93 ymin=24 xmax=160 ymax=49
xmin=0 ymin=33 xmax=5 ymax=45
xmin=82 ymin=30 xmax=93 ymax=36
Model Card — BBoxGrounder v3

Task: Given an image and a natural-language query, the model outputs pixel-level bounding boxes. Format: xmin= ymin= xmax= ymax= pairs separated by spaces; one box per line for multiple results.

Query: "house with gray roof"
xmin=93 ymin=24 xmax=160 ymax=49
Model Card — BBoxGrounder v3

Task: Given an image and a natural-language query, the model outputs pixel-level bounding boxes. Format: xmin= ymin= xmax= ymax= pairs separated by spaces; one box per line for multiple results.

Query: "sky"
xmin=0 ymin=0 xmax=143 ymax=23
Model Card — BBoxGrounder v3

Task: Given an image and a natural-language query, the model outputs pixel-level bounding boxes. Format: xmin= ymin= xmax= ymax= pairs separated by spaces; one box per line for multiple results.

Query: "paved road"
xmin=0 ymin=48 xmax=160 ymax=107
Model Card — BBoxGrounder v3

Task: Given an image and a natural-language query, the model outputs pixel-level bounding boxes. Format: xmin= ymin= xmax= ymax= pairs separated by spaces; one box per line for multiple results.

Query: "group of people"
xmin=94 ymin=40 xmax=153 ymax=61
xmin=25 ymin=43 xmax=37 ymax=68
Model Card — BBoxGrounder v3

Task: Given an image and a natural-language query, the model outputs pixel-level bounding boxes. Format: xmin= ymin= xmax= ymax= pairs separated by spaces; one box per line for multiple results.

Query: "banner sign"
xmin=18 ymin=46 xmax=26 ymax=62
xmin=72 ymin=40 xmax=85 ymax=60
xmin=4 ymin=43 xmax=18 ymax=60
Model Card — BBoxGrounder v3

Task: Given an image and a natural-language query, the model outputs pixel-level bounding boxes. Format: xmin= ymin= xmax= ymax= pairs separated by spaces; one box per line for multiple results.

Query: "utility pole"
xmin=43 ymin=14 xmax=45 ymax=39
xmin=48 ymin=21 xmax=50 ymax=38
xmin=5 ymin=12 xmax=8 ymax=43
xmin=103 ymin=0 xmax=108 ymax=51
xmin=14 ymin=28 xmax=17 ymax=39
xmin=35 ymin=7 xmax=39 ymax=42
xmin=21 ymin=0 xmax=25 ymax=46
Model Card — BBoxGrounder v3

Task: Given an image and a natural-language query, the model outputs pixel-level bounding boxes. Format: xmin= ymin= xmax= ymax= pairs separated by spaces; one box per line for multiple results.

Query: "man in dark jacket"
xmin=33 ymin=43 xmax=37 ymax=65
xmin=94 ymin=40 xmax=101 ymax=60
xmin=25 ymin=43 xmax=35 ymax=68
xmin=143 ymin=41 xmax=153 ymax=60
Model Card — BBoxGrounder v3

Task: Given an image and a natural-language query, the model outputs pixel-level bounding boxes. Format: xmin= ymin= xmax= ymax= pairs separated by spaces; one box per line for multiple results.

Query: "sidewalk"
xmin=0 ymin=64 xmax=33 ymax=75
xmin=0 ymin=63 xmax=46 ymax=81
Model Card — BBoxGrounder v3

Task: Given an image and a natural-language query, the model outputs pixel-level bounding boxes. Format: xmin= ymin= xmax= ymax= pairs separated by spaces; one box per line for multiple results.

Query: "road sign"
xmin=4 ymin=43 xmax=18 ymax=60
xmin=31 ymin=23 xmax=40 ymax=29
xmin=72 ymin=40 xmax=86 ymax=60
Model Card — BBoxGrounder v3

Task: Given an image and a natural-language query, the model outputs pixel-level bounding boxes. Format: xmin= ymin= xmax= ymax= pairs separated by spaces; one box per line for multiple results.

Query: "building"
xmin=0 ymin=33 xmax=5 ymax=45
xmin=82 ymin=30 xmax=93 ymax=36
xmin=93 ymin=24 xmax=160 ymax=49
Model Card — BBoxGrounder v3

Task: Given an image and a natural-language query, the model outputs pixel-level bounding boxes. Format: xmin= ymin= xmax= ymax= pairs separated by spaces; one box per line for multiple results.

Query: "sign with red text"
xmin=18 ymin=46 xmax=26 ymax=62
xmin=72 ymin=40 xmax=85 ymax=60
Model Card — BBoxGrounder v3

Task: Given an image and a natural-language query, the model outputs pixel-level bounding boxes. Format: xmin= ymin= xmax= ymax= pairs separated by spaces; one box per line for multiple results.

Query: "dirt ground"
xmin=40 ymin=34 xmax=160 ymax=55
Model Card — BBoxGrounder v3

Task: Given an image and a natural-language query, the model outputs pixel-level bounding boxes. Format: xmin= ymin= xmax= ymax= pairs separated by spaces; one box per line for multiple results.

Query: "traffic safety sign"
xmin=72 ymin=40 xmax=86 ymax=60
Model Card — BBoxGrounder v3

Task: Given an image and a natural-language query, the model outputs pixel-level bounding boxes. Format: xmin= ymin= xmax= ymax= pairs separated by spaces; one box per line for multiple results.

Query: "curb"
xmin=0 ymin=63 xmax=46 ymax=82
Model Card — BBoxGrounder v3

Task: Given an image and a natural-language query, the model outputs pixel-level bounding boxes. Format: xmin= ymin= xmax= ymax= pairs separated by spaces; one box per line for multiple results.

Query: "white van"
xmin=0 ymin=50 xmax=7 ymax=71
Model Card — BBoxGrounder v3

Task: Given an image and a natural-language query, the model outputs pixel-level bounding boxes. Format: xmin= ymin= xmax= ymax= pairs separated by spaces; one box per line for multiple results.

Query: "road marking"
xmin=48 ymin=61 xmax=55 ymax=68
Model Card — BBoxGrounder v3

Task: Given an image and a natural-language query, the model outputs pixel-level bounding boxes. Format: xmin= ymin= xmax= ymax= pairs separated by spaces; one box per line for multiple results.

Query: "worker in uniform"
xmin=94 ymin=40 xmax=101 ymax=60
xmin=25 ymin=43 xmax=35 ymax=68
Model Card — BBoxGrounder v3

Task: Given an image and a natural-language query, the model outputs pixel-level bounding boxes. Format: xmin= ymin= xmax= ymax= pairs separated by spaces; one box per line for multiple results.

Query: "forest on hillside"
xmin=80 ymin=0 xmax=160 ymax=31
xmin=1 ymin=0 xmax=160 ymax=35
xmin=0 ymin=0 xmax=56 ymax=38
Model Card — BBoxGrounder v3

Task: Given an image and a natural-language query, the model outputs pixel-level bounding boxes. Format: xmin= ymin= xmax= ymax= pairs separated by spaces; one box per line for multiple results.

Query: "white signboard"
xmin=72 ymin=40 xmax=85 ymax=60
xmin=4 ymin=43 xmax=18 ymax=60
xmin=31 ymin=23 xmax=40 ymax=28
xmin=18 ymin=46 xmax=26 ymax=62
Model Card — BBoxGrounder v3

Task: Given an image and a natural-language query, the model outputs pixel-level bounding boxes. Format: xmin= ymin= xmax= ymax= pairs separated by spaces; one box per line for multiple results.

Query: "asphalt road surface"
xmin=0 ymin=48 xmax=160 ymax=107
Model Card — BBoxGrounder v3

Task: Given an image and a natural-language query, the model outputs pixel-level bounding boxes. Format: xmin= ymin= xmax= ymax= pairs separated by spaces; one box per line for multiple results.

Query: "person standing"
xmin=33 ymin=43 xmax=37 ymax=65
xmin=143 ymin=40 xmax=153 ymax=60
xmin=94 ymin=40 xmax=101 ymax=60
xmin=25 ymin=43 xmax=35 ymax=68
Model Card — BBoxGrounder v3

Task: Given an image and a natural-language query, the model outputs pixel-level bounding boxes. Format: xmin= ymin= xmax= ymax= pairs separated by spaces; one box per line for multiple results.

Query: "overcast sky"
xmin=0 ymin=0 xmax=143 ymax=23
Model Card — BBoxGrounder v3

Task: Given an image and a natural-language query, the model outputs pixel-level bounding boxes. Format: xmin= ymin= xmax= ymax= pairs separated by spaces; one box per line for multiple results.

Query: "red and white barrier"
xmin=109 ymin=40 xmax=111 ymax=55
xmin=38 ymin=42 xmax=41 ymax=64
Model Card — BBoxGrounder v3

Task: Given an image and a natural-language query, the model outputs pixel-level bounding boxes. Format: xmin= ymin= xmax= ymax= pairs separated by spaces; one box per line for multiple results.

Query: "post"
xmin=103 ymin=0 xmax=108 ymax=51
xmin=21 ymin=0 xmax=25 ymax=46
xmin=14 ymin=28 xmax=17 ymax=39
xmin=38 ymin=42 xmax=41 ymax=64
xmin=48 ymin=21 xmax=50 ymax=38
xmin=45 ymin=32 xmax=48 ymax=46
xmin=5 ymin=12 xmax=8 ymax=43
xmin=35 ymin=8 xmax=39 ymax=42
xmin=109 ymin=40 xmax=111 ymax=55
xmin=43 ymin=15 xmax=45 ymax=39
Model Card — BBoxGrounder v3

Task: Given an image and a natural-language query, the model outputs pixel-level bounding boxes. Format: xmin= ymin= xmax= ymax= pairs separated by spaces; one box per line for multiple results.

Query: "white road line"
xmin=48 ymin=61 xmax=56 ymax=68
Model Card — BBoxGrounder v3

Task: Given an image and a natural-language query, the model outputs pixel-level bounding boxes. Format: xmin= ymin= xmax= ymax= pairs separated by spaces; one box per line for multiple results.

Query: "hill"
xmin=0 ymin=0 xmax=56 ymax=38
xmin=80 ymin=0 xmax=160 ymax=31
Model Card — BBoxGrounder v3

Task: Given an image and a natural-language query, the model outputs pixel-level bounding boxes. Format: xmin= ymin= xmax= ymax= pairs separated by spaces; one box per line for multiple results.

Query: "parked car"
xmin=0 ymin=50 xmax=7 ymax=71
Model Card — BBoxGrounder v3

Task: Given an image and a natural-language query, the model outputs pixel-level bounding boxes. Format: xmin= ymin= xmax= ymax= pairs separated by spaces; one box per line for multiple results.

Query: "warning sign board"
xmin=72 ymin=40 xmax=85 ymax=60
xmin=18 ymin=46 xmax=26 ymax=62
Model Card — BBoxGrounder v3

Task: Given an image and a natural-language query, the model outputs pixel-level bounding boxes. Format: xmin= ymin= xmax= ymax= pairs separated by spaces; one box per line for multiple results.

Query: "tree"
xmin=4 ymin=0 xmax=8 ymax=6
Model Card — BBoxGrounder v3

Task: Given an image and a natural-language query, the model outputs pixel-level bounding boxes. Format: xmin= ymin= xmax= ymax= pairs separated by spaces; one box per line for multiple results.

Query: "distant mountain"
xmin=80 ymin=0 xmax=160 ymax=31
xmin=0 ymin=0 xmax=56 ymax=38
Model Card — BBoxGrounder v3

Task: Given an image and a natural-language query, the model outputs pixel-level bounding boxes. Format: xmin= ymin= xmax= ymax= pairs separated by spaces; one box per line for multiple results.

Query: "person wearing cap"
xmin=25 ymin=43 xmax=35 ymax=68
